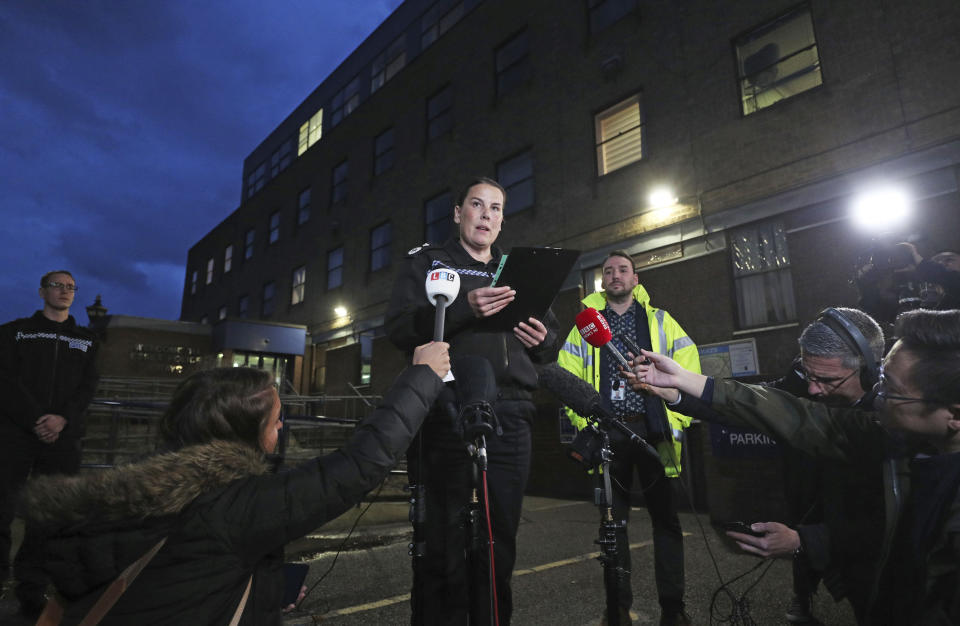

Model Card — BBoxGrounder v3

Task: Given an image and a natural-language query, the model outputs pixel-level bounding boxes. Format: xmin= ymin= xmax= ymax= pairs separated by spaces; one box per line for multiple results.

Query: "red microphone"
xmin=575 ymin=307 xmax=631 ymax=370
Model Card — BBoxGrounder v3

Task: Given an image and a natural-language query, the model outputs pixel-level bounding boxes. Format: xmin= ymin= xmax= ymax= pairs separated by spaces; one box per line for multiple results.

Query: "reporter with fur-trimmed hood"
xmin=19 ymin=341 xmax=449 ymax=625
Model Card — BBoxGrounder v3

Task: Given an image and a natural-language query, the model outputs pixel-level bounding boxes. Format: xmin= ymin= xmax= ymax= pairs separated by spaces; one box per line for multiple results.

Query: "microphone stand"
xmin=592 ymin=423 xmax=627 ymax=626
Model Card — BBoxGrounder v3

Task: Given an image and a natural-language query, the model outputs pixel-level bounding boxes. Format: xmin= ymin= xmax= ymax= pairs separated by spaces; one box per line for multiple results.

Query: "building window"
xmin=370 ymin=222 xmax=393 ymax=272
xmin=426 ymin=85 xmax=453 ymax=140
xmin=360 ymin=332 xmax=374 ymax=385
xmin=373 ymin=128 xmax=395 ymax=176
xmin=298 ymin=188 xmax=311 ymax=225
xmin=331 ymin=160 xmax=349 ymax=205
xmin=261 ymin=282 xmax=276 ymax=317
xmin=371 ymin=36 xmax=407 ymax=93
xmin=424 ymin=191 xmax=453 ymax=243
xmin=268 ymin=211 xmax=280 ymax=244
xmin=730 ymin=221 xmax=797 ymax=328
xmin=218 ymin=305 xmax=227 ymax=321
xmin=421 ymin=1 xmax=464 ymax=49
xmin=495 ymin=29 xmax=530 ymax=98
xmin=735 ymin=5 xmax=822 ymax=116
xmin=497 ymin=149 xmax=534 ymax=215
xmin=298 ymin=109 xmax=323 ymax=156
xmin=238 ymin=294 xmax=249 ymax=319
xmin=244 ymin=229 xmax=255 ymax=260
xmin=327 ymin=247 xmax=344 ymax=290
xmin=190 ymin=270 xmax=198 ymax=295
xmin=246 ymin=161 xmax=267 ymax=199
xmin=595 ymin=93 xmax=643 ymax=176
xmin=224 ymin=245 xmax=233 ymax=273
xmin=291 ymin=266 xmax=306 ymax=306
xmin=331 ymin=75 xmax=360 ymax=127
xmin=587 ymin=0 xmax=638 ymax=34
xmin=205 ymin=258 xmax=215 ymax=285
xmin=271 ymin=136 xmax=294 ymax=176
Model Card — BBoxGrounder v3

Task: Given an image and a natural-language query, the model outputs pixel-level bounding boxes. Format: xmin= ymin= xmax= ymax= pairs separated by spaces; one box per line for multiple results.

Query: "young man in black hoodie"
xmin=0 ymin=270 xmax=99 ymax=617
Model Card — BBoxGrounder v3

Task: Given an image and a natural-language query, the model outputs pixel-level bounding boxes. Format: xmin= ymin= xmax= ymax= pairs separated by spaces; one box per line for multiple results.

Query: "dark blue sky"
xmin=0 ymin=0 xmax=403 ymax=324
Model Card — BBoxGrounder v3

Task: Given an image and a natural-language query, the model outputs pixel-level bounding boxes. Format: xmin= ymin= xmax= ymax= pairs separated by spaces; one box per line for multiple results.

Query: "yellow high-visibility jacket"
xmin=557 ymin=285 xmax=700 ymax=476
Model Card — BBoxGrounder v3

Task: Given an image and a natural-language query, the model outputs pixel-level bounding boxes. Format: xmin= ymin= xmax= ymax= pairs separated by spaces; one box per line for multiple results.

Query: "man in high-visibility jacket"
xmin=558 ymin=250 xmax=699 ymax=626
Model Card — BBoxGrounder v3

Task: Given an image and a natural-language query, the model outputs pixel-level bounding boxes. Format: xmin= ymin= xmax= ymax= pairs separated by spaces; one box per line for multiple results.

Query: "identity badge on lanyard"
xmin=611 ymin=377 xmax=627 ymax=402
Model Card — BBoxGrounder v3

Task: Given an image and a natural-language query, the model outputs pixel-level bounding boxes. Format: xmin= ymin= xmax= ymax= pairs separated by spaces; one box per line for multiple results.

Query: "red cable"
xmin=481 ymin=469 xmax=500 ymax=626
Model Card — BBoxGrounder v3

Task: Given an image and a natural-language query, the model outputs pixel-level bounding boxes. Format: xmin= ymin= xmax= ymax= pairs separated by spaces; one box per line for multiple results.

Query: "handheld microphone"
xmin=425 ymin=268 xmax=461 ymax=341
xmin=575 ymin=308 xmax=631 ymax=370
xmin=538 ymin=363 xmax=660 ymax=462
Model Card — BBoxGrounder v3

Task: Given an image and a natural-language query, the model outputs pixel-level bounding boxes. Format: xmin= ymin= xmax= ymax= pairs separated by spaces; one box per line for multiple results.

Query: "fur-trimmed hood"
xmin=20 ymin=440 xmax=270 ymax=530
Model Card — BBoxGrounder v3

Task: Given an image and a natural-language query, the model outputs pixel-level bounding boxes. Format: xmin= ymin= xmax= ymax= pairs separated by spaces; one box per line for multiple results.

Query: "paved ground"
xmin=0 ymin=496 xmax=858 ymax=625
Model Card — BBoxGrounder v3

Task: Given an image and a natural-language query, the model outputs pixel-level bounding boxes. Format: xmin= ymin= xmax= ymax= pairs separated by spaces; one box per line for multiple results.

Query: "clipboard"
xmin=487 ymin=247 xmax=580 ymax=330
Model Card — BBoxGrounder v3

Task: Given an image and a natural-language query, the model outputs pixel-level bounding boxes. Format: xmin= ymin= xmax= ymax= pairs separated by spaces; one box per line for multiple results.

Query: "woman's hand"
xmin=281 ymin=584 xmax=307 ymax=613
xmin=514 ymin=317 xmax=547 ymax=348
xmin=467 ymin=286 xmax=515 ymax=318
xmin=413 ymin=341 xmax=450 ymax=379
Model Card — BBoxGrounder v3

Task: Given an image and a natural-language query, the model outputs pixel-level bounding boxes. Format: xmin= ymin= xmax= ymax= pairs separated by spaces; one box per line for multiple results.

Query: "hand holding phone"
xmin=722 ymin=521 xmax=765 ymax=537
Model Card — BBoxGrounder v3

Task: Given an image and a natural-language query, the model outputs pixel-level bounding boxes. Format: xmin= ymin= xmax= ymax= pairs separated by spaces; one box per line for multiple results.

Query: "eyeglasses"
xmin=793 ymin=366 xmax=857 ymax=389
xmin=44 ymin=281 xmax=78 ymax=292
xmin=873 ymin=370 xmax=931 ymax=404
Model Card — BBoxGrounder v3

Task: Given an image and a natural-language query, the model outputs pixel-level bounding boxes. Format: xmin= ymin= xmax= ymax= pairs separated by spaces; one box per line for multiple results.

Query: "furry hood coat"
xmin=19 ymin=365 xmax=443 ymax=625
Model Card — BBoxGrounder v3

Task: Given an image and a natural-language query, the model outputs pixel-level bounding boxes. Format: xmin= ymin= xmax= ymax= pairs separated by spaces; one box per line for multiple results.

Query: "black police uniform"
xmin=385 ymin=238 xmax=561 ymax=625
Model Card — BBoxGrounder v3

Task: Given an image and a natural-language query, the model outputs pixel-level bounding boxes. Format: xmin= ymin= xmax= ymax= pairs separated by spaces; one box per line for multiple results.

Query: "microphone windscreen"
xmin=575 ymin=308 xmax=613 ymax=348
xmin=538 ymin=363 xmax=601 ymax=418
xmin=451 ymin=355 xmax=497 ymax=407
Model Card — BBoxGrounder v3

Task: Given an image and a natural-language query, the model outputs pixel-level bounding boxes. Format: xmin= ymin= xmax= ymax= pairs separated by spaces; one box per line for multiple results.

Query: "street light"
xmin=648 ymin=187 xmax=678 ymax=209
xmin=334 ymin=305 xmax=348 ymax=318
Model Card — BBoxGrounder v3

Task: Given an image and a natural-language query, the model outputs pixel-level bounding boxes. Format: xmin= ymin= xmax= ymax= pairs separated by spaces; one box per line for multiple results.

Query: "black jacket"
xmin=20 ymin=365 xmax=443 ymax=625
xmin=0 ymin=311 xmax=99 ymax=438
xmin=385 ymin=238 xmax=561 ymax=401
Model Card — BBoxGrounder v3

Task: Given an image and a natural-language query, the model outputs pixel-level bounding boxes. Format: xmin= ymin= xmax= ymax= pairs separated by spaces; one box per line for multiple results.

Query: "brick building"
xmin=181 ymin=0 xmax=960 ymax=494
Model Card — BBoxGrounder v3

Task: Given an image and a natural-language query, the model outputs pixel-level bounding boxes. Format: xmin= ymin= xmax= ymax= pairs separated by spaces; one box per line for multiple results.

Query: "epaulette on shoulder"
xmin=406 ymin=242 xmax=433 ymax=257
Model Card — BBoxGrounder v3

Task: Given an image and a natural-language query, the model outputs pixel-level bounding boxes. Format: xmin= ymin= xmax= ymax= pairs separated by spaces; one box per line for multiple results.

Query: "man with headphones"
xmin=765 ymin=307 xmax=885 ymax=623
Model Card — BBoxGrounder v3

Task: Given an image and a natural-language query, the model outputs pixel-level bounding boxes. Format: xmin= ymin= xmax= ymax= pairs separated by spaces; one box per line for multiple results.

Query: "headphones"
xmin=815 ymin=307 xmax=880 ymax=391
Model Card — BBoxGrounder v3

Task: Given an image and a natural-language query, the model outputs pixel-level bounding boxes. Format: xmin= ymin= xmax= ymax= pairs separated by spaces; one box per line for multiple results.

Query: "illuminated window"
xmin=331 ymin=76 xmax=360 ymax=127
xmin=495 ymin=29 xmax=530 ymax=98
xmin=224 ymin=245 xmax=233 ymax=273
xmin=735 ymin=5 xmax=822 ymax=116
xmin=427 ymin=85 xmax=453 ymax=140
xmin=244 ymin=229 xmax=255 ymax=260
xmin=595 ymin=93 xmax=643 ymax=176
xmin=327 ymin=247 xmax=343 ymax=290
xmin=190 ymin=270 xmax=198 ymax=295
xmin=424 ymin=191 xmax=452 ymax=243
xmin=268 ymin=211 xmax=280 ymax=244
xmin=331 ymin=160 xmax=349 ymax=205
xmin=298 ymin=109 xmax=323 ymax=156
xmin=261 ymin=282 xmax=276 ymax=317
xmin=730 ymin=221 xmax=797 ymax=328
xmin=291 ymin=266 xmax=306 ymax=306
xmin=298 ymin=188 xmax=311 ymax=225
xmin=497 ymin=149 xmax=534 ymax=215
xmin=371 ymin=36 xmax=407 ymax=93
xmin=370 ymin=222 xmax=393 ymax=272
xmin=218 ymin=305 xmax=227 ymax=321
xmin=205 ymin=258 xmax=214 ymax=285
xmin=374 ymin=128 xmax=395 ymax=176
xmin=587 ymin=0 xmax=638 ymax=34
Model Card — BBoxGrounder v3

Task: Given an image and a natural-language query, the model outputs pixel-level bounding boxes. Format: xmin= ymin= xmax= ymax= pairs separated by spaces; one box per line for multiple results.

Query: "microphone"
xmin=575 ymin=308 xmax=631 ymax=370
xmin=450 ymin=356 xmax=501 ymax=442
xmin=425 ymin=268 xmax=461 ymax=342
xmin=538 ymin=363 xmax=660 ymax=461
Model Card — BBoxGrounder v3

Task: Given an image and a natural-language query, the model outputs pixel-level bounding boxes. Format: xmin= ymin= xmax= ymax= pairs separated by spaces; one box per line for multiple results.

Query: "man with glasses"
xmin=627 ymin=308 xmax=960 ymax=624
xmin=0 ymin=270 xmax=99 ymax=617
xmin=765 ymin=308 xmax=885 ymax=623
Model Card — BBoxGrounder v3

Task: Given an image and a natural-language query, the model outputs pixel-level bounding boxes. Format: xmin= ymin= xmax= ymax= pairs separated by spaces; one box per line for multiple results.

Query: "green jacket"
xmin=557 ymin=285 xmax=700 ymax=476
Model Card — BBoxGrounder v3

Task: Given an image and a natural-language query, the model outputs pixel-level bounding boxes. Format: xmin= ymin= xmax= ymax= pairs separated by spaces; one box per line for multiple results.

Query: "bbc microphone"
xmin=575 ymin=307 xmax=631 ymax=370
xmin=425 ymin=268 xmax=461 ymax=342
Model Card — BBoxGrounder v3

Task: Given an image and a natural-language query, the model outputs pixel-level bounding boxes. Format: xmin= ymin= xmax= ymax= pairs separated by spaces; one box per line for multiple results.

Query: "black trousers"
xmin=608 ymin=426 xmax=685 ymax=615
xmin=0 ymin=424 xmax=81 ymax=589
xmin=408 ymin=399 xmax=533 ymax=626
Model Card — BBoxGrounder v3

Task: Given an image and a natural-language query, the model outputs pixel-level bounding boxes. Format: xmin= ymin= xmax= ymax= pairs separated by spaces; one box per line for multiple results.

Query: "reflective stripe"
xmin=582 ymin=338 xmax=594 ymax=370
xmin=561 ymin=341 xmax=582 ymax=358
xmin=655 ymin=310 xmax=667 ymax=355
xmin=673 ymin=336 xmax=695 ymax=351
